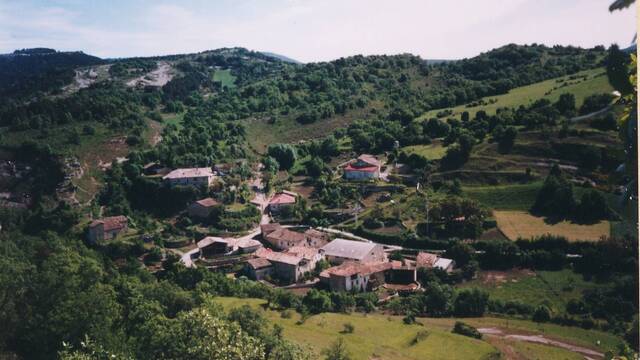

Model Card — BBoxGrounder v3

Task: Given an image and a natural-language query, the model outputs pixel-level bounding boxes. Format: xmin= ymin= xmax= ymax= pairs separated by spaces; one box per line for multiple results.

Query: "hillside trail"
xmin=478 ymin=327 xmax=604 ymax=360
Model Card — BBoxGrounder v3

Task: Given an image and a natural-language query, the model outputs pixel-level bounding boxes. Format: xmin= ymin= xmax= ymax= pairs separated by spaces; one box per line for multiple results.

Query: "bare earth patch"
xmin=478 ymin=327 xmax=604 ymax=360
xmin=126 ymin=61 xmax=174 ymax=87
xmin=476 ymin=269 xmax=535 ymax=286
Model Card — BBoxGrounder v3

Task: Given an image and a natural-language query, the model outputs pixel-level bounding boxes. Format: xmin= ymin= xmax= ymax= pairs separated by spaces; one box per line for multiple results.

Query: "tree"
xmin=453 ymin=288 xmax=489 ymax=317
xmin=139 ymin=306 xmax=266 ymax=360
xmin=532 ymin=305 xmax=552 ymax=323
xmin=303 ymin=289 xmax=332 ymax=314
xmin=606 ymin=44 xmax=634 ymax=95
xmin=445 ymin=243 xmax=474 ymax=267
xmin=267 ymin=144 xmax=297 ymax=170
xmin=496 ymin=126 xmax=517 ymax=153
xmin=323 ymin=338 xmax=351 ymax=360
xmin=555 ymin=93 xmax=576 ymax=116
xmin=575 ymin=190 xmax=609 ymax=223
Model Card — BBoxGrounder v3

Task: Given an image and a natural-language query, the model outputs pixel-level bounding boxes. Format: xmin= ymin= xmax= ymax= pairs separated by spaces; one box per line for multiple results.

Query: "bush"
xmin=452 ymin=321 xmax=482 ymax=339
xmin=342 ymin=322 xmax=354 ymax=334
xmin=533 ymin=305 xmax=552 ymax=323
xmin=411 ymin=330 xmax=430 ymax=345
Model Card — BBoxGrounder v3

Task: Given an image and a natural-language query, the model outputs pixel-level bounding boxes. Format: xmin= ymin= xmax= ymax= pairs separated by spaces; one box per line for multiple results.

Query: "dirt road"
xmin=478 ymin=327 xmax=604 ymax=360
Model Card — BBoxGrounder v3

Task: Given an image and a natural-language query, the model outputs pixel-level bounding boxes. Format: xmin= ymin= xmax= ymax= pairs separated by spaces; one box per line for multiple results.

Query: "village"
xmin=86 ymin=153 xmax=455 ymax=300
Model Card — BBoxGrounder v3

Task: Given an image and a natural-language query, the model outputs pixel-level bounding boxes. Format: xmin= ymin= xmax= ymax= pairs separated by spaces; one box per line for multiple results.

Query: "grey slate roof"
xmin=321 ymin=238 xmax=378 ymax=261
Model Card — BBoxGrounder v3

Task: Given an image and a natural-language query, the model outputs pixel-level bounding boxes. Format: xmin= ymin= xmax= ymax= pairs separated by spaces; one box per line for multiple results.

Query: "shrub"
xmin=411 ymin=330 xmax=430 ymax=345
xmin=533 ymin=305 xmax=552 ymax=323
xmin=342 ymin=322 xmax=355 ymax=334
xmin=452 ymin=321 xmax=482 ymax=339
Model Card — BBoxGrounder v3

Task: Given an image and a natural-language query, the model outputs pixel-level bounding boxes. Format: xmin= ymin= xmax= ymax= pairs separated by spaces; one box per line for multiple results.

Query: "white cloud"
xmin=0 ymin=0 xmax=635 ymax=61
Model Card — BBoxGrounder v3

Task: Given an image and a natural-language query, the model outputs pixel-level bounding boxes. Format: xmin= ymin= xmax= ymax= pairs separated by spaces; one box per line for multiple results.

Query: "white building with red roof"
xmin=343 ymin=154 xmax=381 ymax=180
xmin=162 ymin=167 xmax=214 ymax=187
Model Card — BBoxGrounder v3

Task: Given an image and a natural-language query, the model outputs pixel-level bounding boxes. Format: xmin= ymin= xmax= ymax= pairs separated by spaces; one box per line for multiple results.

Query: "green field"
xmin=459 ymin=269 xmax=605 ymax=314
xmin=418 ymin=67 xmax=613 ymax=121
xmin=214 ymin=297 xmax=499 ymax=360
xmin=213 ymin=69 xmax=237 ymax=89
xmin=401 ymin=142 xmax=448 ymax=160
xmin=463 ymin=182 xmax=542 ymax=211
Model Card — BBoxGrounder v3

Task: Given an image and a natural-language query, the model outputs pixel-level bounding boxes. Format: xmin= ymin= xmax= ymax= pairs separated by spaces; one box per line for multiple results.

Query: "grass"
xmin=418 ymin=68 xmax=613 ymax=121
xmin=459 ymin=269 xmax=605 ymax=314
xmin=243 ymin=100 xmax=384 ymax=153
xmin=214 ymin=297 xmax=625 ymax=359
xmin=213 ymin=69 xmax=237 ymax=89
xmin=463 ymin=182 xmax=542 ymax=211
xmin=401 ymin=141 xmax=448 ymax=160
xmin=214 ymin=297 xmax=499 ymax=360
xmin=494 ymin=210 xmax=610 ymax=241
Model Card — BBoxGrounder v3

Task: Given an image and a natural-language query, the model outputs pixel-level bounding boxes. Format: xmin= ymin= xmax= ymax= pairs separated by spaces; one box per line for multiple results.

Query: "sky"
xmin=0 ymin=0 xmax=636 ymax=63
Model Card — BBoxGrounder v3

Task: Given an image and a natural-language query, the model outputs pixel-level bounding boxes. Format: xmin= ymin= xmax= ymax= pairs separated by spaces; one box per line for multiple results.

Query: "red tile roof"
xmin=322 ymin=261 xmax=392 ymax=278
xmin=357 ymin=154 xmax=381 ymax=167
xmin=416 ymin=252 xmax=439 ymax=268
xmin=344 ymin=163 xmax=379 ymax=173
xmin=195 ymin=198 xmax=220 ymax=207
xmin=90 ymin=215 xmax=127 ymax=231
xmin=261 ymin=223 xmax=282 ymax=235
xmin=269 ymin=193 xmax=296 ymax=205
xmin=247 ymin=258 xmax=273 ymax=270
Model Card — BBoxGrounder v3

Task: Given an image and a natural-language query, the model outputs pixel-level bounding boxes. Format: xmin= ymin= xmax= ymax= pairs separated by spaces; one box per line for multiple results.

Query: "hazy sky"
xmin=0 ymin=0 xmax=636 ymax=62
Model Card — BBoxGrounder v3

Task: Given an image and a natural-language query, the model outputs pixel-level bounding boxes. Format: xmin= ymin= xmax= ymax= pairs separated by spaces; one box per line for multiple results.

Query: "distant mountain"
xmin=0 ymin=48 xmax=103 ymax=97
xmin=260 ymin=51 xmax=302 ymax=64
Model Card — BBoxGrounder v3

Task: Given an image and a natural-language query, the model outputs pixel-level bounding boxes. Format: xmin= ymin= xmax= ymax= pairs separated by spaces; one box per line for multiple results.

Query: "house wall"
xmin=87 ymin=224 xmax=104 ymax=243
xmin=166 ymin=175 xmax=213 ymax=188
xmin=344 ymin=170 xmax=378 ymax=180
xmin=249 ymin=266 xmax=273 ymax=281
xmin=330 ymin=273 xmax=369 ymax=292
xmin=268 ymin=203 xmax=293 ymax=214
xmin=272 ymin=262 xmax=298 ymax=284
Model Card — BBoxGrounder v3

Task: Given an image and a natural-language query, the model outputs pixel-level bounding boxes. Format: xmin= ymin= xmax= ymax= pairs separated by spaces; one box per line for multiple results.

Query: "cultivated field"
xmin=494 ymin=210 xmax=610 ymax=241
xmin=463 ymin=182 xmax=541 ymax=211
xmin=418 ymin=67 xmax=613 ymax=120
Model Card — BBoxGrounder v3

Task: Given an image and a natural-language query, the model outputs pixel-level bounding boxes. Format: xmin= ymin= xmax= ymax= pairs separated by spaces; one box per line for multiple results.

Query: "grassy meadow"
xmin=401 ymin=141 xmax=448 ymax=160
xmin=214 ymin=297 xmax=499 ymax=360
xmin=214 ymin=297 xmax=624 ymax=359
xmin=213 ymin=69 xmax=237 ymax=88
xmin=418 ymin=67 xmax=613 ymax=121
xmin=459 ymin=269 xmax=605 ymax=314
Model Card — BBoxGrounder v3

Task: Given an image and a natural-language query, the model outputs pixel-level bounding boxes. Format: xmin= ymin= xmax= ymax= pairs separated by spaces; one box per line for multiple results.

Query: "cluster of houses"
xmin=86 ymin=162 xmax=457 ymax=295
xmin=240 ymin=224 xmax=455 ymax=293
